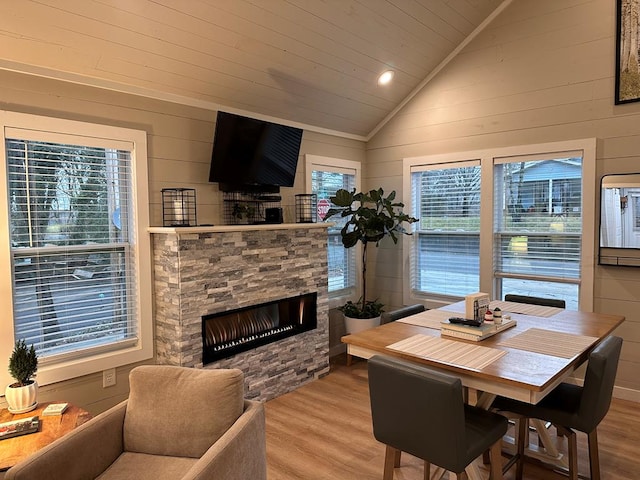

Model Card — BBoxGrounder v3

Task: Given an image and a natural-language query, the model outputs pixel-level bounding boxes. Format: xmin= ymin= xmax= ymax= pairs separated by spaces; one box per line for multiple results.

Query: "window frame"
xmin=305 ymin=154 xmax=361 ymax=309
xmin=403 ymin=139 xmax=596 ymax=312
xmin=0 ymin=110 xmax=153 ymax=388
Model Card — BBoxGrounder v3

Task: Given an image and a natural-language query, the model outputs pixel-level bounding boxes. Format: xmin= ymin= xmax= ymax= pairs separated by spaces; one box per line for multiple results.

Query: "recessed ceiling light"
xmin=377 ymin=70 xmax=395 ymax=86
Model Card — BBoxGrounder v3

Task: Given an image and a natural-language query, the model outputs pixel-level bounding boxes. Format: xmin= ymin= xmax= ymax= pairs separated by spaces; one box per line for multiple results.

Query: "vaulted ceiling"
xmin=0 ymin=0 xmax=507 ymax=139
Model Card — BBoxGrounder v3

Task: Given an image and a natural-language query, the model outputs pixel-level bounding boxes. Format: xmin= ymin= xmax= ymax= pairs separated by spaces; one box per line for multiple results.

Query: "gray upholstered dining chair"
xmin=504 ymin=294 xmax=566 ymax=309
xmin=380 ymin=304 xmax=426 ymax=324
xmin=368 ymin=355 xmax=508 ymax=480
xmin=493 ymin=335 xmax=622 ymax=480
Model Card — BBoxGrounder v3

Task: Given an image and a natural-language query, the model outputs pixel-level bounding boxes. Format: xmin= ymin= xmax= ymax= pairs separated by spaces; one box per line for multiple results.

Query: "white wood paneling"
xmin=0 ymin=0 xmax=505 ymax=137
xmin=0 ymin=68 xmax=366 ymax=410
xmin=366 ymin=0 xmax=640 ymax=396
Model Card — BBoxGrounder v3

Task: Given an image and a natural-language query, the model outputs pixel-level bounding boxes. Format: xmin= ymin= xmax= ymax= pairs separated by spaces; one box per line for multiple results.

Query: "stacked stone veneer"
xmin=151 ymin=226 xmax=330 ymax=401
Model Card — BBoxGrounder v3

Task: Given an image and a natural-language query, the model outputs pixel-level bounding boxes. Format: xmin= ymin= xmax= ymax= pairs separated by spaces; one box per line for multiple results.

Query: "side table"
xmin=0 ymin=402 xmax=91 ymax=471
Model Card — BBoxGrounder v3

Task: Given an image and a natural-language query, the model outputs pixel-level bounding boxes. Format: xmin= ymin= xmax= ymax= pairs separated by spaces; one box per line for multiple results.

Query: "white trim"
xmin=402 ymin=138 xmax=596 ymax=312
xmin=0 ymin=110 xmax=153 ymax=389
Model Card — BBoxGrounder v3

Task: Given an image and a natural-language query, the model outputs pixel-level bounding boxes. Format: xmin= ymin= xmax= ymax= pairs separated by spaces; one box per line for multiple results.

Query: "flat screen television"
xmin=209 ymin=111 xmax=303 ymax=192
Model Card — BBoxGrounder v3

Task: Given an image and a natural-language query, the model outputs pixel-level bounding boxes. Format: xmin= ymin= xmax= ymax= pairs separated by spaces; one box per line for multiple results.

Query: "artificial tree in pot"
xmin=325 ymin=188 xmax=418 ymax=333
xmin=6 ymin=339 xmax=39 ymax=413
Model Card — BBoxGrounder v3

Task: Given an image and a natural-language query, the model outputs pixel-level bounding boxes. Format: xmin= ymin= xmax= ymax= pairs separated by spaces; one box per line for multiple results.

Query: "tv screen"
xmin=209 ymin=112 xmax=303 ymax=190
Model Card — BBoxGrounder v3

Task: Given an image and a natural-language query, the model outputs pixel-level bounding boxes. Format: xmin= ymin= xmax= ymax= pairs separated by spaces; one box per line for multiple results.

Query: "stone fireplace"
xmin=150 ymin=224 xmax=330 ymax=401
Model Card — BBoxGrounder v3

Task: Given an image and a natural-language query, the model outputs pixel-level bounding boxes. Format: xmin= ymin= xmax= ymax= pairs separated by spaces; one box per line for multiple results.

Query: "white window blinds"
xmin=493 ymin=157 xmax=582 ymax=283
xmin=411 ymin=162 xmax=481 ymax=297
xmin=6 ymin=137 xmax=137 ymax=362
xmin=311 ymin=168 xmax=356 ymax=295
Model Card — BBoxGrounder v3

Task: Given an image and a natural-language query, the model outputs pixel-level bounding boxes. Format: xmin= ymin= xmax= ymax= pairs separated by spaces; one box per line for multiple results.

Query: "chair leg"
xmin=383 ymin=445 xmax=398 ymax=480
xmin=423 ymin=460 xmax=430 ymax=480
xmin=558 ymin=426 xmax=578 ymax=480
xmin=515 ymin=417 xmax=527 ymax=480
xmin=394 ymin=449 xmax=401 ymax=467
xmin=456 ymin=471 xmax=469 ymax=480
xmin=588 ymin=428 xmax=601 ymax=480
xmin=489 ymin=438 xmax=503 ymax=480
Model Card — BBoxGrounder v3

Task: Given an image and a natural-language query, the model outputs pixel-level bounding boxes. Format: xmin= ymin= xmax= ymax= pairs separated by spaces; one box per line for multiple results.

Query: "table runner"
xmin=387 ymin=334 xmax=507 ymax=371
xmin=497 ymin=328 xmax=598 ymax=358
xmin=397 ymin=309 xmax=458 ymax=330
xmin=490 ymin=300 xmax=562 ymax=318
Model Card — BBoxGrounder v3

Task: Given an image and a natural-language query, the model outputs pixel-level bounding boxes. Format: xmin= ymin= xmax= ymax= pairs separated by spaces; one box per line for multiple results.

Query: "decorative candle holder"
xmin=295 ymin=194 xmax=317 ymax=223
xmin=162 ymin=188 xmax=197 ymax=226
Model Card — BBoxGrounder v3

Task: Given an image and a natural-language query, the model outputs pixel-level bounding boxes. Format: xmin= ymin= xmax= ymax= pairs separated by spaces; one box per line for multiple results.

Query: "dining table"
xmin=342 ymin=300 xmax=625 ymax=479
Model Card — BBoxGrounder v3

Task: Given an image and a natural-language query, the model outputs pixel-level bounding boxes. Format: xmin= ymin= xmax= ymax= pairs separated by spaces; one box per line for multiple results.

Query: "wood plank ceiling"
xmin=0 ymin=0 xmax=506 ymax=139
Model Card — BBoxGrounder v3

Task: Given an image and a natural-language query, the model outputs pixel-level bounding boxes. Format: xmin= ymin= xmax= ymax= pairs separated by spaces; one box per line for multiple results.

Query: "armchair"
xmin=6 ymin=365 xmax=267 ymax=480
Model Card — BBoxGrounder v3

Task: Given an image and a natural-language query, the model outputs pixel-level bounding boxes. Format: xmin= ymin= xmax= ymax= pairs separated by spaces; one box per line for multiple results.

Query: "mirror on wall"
xmin=599 ymin=173 xmax=640 ymax=266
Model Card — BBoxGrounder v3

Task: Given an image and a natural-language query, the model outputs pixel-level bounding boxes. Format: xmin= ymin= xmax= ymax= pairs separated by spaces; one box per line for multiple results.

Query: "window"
xmin=410 ymin=162 xmax=481 ymax=299
xmin=403 ymin=140 xmax=595 ymax=311
xmin=0 ymin=111 xmax=152 ymax=388
xmin=306 ymin=155 xmax=360 ymax=302
xmin=493 ymin=157 xmax=583 ymax=310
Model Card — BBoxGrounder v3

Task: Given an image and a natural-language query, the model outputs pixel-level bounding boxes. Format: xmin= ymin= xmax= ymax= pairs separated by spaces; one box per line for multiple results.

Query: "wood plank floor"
xmin=266 ymin=355 xmax=639 ymax=479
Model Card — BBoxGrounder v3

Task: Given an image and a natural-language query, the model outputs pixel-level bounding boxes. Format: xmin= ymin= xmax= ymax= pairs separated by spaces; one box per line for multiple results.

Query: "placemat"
xmin=397 ymin=309 xmax=458 ymax=330
xmin=387 ymin=334 xmax=507 ymax=371
xmin=490 ymin=300 xmax=563 ymax=318
xmin=497 ymin=328 xmax=598 ymax=358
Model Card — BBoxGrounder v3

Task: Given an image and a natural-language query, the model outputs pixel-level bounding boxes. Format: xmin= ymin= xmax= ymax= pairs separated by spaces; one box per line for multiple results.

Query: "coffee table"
xmin=0 ymin=402 xmax=91 ymax=471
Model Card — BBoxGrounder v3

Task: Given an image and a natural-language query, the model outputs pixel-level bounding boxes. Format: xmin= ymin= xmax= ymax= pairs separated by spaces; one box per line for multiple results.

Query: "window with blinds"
xmin=6 ymin=138 xmax=137 ymax=362
xmin=410 ymin=163 xmax=481 ymax=298
xmin=311 ymin=168 xmax=356 ymax=295
xmin=493 ymin=157 xmax=582 ymax=307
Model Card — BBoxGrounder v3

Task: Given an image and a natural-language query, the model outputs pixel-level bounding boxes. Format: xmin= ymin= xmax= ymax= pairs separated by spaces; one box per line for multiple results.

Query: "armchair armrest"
xmin=7 ymin=401 xmax=127 ymax=480
xmin=183 ymin=400 xmax=267 ymax=480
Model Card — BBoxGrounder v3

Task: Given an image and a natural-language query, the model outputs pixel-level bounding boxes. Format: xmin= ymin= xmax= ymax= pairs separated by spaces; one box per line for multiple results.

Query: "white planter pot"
xmin=5 ymin=380 xmax=38 ymax=414
xmin=344 ymin=315 xmax=381 ymax=335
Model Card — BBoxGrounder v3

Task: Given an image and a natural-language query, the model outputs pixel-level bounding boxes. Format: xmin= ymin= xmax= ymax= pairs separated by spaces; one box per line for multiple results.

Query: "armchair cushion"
xmin=124 ymin=365 xmax=244 ymax=458
xmin=96 ymin=453 xmax=197 ymax=480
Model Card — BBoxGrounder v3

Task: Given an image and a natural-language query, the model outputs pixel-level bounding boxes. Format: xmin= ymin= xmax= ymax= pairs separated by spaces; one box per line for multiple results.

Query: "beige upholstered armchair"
xmin=6 ymin=365 xmax=267 ymax=480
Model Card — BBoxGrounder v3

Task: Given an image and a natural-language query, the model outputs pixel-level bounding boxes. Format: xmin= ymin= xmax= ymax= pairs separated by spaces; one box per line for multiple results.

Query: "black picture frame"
xmin=616 ymin=0 xmax=640 ymax=104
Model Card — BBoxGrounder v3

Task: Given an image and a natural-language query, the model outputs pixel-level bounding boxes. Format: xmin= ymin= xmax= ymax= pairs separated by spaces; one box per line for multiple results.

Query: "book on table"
xmin=42 ymin=403 xmax=69 ymax=416
xmin=441 ymin=318 xmax=517 ymax=341
xmin=0 ymin=416 xmax=40 ymax=440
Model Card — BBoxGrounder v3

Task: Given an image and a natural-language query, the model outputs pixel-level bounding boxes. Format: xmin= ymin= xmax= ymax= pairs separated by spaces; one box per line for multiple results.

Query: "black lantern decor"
xmin=162 ymin=188 xmax=197 ymax=226
xmin=295 ymin=194 xmax=317 ymax=223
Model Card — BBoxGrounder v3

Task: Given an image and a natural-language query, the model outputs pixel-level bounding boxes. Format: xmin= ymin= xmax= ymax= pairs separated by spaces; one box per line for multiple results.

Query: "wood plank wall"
xmin=364 ymin=0 xmax=640 ymax=401
xmin=0 ymin=69 xmax=365 ymax=413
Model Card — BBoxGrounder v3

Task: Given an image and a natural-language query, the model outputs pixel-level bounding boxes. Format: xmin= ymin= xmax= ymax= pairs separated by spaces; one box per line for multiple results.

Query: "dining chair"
xmin=380 ymin=304 xmax=426 ymax=324
xmin=492 ymin=335 xmax=622 ymax=480
xmin=504 ymin=294 xmax=566 ymax=309
xmin=368 ymin=355 xmax=508 ymax=480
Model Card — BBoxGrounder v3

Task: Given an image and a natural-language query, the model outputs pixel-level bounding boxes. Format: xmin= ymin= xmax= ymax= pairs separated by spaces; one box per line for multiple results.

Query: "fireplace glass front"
xmin=202 ymin=292 xmax=317 ymax=364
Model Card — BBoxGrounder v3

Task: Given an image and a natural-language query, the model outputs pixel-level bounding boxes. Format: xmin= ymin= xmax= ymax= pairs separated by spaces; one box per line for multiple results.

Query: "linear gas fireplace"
xmin=202 ymin=292 xmax=317 ymax=364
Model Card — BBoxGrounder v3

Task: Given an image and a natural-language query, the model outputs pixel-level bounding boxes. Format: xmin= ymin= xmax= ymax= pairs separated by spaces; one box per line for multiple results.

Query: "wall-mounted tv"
xmin=209 ymin=111 xmax=303 ymax=192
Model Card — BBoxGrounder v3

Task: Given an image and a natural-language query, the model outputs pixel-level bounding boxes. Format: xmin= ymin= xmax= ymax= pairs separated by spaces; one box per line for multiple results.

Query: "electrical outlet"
xmin=103 ymin=368 xmax=116 ymax=388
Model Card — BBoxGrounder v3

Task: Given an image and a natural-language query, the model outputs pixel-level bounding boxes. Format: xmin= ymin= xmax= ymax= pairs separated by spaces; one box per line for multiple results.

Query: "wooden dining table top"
xmin=342 ymin=301 xmax=625 ymax=404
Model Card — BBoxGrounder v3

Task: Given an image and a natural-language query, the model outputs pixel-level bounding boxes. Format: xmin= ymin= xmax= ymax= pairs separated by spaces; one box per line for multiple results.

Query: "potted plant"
xmin=5 ymin=339 xmax=39 ymax=413
xmin=325 ymin=188 xmax=418 ymax=334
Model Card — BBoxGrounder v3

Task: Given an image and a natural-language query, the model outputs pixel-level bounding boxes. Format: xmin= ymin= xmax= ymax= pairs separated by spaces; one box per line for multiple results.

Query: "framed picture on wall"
xmin=616 ymin=0 xmax=640 ymax=104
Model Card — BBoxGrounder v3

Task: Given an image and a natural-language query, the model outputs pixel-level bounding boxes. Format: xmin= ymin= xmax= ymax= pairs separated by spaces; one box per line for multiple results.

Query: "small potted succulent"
xmin=6 ymin=339 xmax=39 ymax=413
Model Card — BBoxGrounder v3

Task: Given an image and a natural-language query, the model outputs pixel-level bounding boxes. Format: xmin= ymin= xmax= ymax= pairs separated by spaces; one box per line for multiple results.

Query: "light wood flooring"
xmin=265 ymin=355 xmax=639 ymax=479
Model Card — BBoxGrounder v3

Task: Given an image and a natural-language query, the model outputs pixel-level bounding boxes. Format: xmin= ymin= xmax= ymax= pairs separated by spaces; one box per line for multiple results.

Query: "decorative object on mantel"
xmin=324 ymin=188 xmax=418 ymax=334
xmin=6 ymin=339 xmax=39 ymax=414
xmin=162 ymin=188 xmax=197 ymax=227
xmin=295 ymin=194 xmax=317 ymax=223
